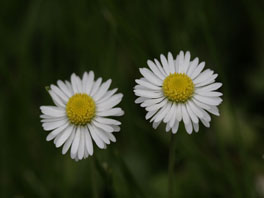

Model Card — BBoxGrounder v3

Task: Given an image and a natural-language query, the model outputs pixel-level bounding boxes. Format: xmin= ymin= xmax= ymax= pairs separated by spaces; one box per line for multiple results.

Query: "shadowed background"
xmin=1 ymin=0 xmax=264 ymax=197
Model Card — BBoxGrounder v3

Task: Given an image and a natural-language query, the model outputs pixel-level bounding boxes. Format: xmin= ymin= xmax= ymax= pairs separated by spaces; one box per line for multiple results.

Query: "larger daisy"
xmin=40 ymin=71 xmax=124 ymax=161
xmin=134 ymin=51 xmax=223 ymax=134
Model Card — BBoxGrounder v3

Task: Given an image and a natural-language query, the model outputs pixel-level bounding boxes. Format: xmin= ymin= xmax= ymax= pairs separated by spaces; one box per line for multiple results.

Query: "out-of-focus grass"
xmin=1 ymin=0 xmax=264 ymax=197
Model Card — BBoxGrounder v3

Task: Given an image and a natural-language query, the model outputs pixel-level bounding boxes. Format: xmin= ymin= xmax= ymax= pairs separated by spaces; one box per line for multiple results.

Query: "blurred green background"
xmin=1 ymin=0 xmax=264 ymax=197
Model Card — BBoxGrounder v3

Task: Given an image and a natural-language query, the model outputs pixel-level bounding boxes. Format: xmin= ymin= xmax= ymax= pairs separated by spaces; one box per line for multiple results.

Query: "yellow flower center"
xmin=162 ymin=73 xmax=194 ymax=103
xmin=66 ymin=93 xmax=96 ymax=125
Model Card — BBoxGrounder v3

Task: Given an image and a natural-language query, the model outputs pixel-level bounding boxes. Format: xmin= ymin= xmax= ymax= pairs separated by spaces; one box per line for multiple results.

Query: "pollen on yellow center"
xmin=162 ymin=73 xmax=194 ymax=103
xmin=66 ymin=93 xmax=96 ymax=125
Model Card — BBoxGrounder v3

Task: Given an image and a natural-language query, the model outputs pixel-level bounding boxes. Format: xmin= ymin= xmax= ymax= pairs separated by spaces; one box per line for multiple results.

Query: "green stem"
xmin=168 ymin=133 xmax=177 ymax=198
xmin=91 ymin=157 xmax=99 ymax=198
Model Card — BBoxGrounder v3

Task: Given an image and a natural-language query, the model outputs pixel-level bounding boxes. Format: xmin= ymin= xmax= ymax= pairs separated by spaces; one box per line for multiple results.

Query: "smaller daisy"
xmin=134 ymin=51 xmax=223 ymax=134
xmin=40 ymin=71 xmax=124 ymax=161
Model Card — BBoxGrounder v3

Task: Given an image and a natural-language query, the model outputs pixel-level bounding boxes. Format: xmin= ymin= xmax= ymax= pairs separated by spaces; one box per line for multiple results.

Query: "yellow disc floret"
xmin=66 ymin=93 xmax=96 ymax=125
xmin=162 ymin=73 xmax=194 ymax=103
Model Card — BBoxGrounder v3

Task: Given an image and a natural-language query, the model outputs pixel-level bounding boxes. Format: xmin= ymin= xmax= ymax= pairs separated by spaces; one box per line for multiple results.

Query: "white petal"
xmin=40 ymin=114 xmax=52 ymax=119
xmin=96 ymin=128 xmax=110 ymax=144
xmin=135 ymin=79 xmax=161 ymax=90
xmin=94 ymin=117 xmax=121 ymax=125
xmin=147 ymin=60 xmax=166 ymax=80
xmin=154 ymin=58 xmax=167 ymax=76
xmin=195 ymin=74 xmax=218 ymax=87
xmin=175 ymin=103 xmax=182 ymax=121
xmin=141 ymin=97 xmax=164 ymax=107
xmin=150 ymin=102 xmax=167 ymax=122
xmin=97 ymin=93 xmax=123 ymax=111
xmin=84 ymin=147 xmax=89 ymax=159
xmin=42 ymin=119 xmax=68 ymax=131
xmin=70 ymin=150 xmax=78 ymax=160
xmin=85 ymin=71 xmax=95 ymax=95
xmin=178 ymin=51 xmax=185 ymax=73
xmin=57 ymin=80 xmax=72 ymax=98
xmin=78 ymin=129 xmax=85 ymax=160
xmin=193 ymin=122 xmax=199 ymax=132
xmin=139 ymin=68 xmax=163 ymax=86
xmin=71 ymin=127 xmax=81 ymax=156
xmin=62 ymin=127 xmax=75 ymax=154
xmin=93 ymin=79 xmax=112 ymax=101
xmin=134 ymin=89 xmax=163 ymax=99
xmin=197 ymin=91 xmax=223 ymax=97
xmin=96 ymin=108 xmax=124 ymax=117
xmin=192 ymin=97 xmax=211 ymax=111
xmin=98 ymin=88 xmax=118 ymax=104
xmin=182 ymin=104 xmax=190 ymax=125
xmin=196 ymin=82 xmax=222 ymax=92
xmin=46 ymin=122 xmax=69 ymax=141
xmin=75 ymin=75 xmax=83 ymax=93
xmin=41 ymin=116 xmax=67 ymax=123
xmin=135 ymin=84 xmax=153 ymax=92
xmin=48 ymin=90 xmax=65 ymax=107
xmin=92 ymin=121 xmax=114 ymax=133
xmin=187 ymin=100 xmax=204 ymax=119
xmin=172 ymin=121 xmax=179 ymax=134
xmin=200 ymin=108 xmax=211 ymax=122
xmin=164 ymin=103 xmax=176 ymax=123
xmin=182 ymin=51 xmax=191 ymax=74
xmin=82 ymin=72 xmax=89 ymax=93
xmin=146 ymin=98 xmax=167 ymax=112
xmin=153 ymin=121 xmax=161 ymax=129
xmin=193 ymin=95 xmax=222 ymax=106
xmin=201 ymin=119 xmax=210 ymax=128
xmin=160 ymin=54 xmax=170 ymax=75
xmin=89 ymin=125 xmax=105 ymax=149
xmin=184 ymin=122 xmax=193 ymax=134
xmin=187 ymin=57 xmax=199 ymax=76
xmin=55 ymin=124 xmax=74 ymax=148
xmin=90 ymin=78 xmax=102 ymax=97
xmin=40 ymin=106 xmax=66 ymax=117
xmin=54 ymin=132 xmax=64 ymax=146
xmin=145 ymin=109 xmax=158 ymax=120
xmin=207 ymin=106 xmax=220 ymax=116
xmin=186 ymin=103 xmax=199 ymax=123
xmin=104 ymin=132 xmax=116 ymax=142
xmin=193 ymin=69 xmax=214 ymax=84
xmin=174 ymin=55 xmax=180 ymax=73
xmin=135 ymin=97 xmax=146 ymax=104
xmin=167 ymin=52 xmax=175 ymax=74
xmin=71 ymin=73 xmax=80 ymax=94
xmin=182 ymin=104 xmax=194 ymax=134
xmin=190 ymin=62 xmax=205 ymax=79
xmin=51 ymin=84 xmax=68 ymax=102
xmin=112 ymin=125 xmax=120 ymax=132
xmin=65 ymin=80 xmax=74 ymax=94
xmin=84 ymin=126 xmax=93 ymax=155
xmin=165 ymin=123 xmax=171 ymax=132
xmin=154 ymin=102 xmax=172 ymax=123
xmin=169 ymin=107 xmax=177 ymax=128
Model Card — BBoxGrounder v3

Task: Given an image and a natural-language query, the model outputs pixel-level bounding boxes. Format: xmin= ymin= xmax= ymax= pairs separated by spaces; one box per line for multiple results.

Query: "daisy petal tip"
xmin=120 ymin=110 xmax=125 ymax=116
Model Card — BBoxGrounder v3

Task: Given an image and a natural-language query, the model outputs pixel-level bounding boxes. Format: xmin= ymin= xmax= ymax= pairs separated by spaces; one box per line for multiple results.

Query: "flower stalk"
xmin=168 ymin=133 xmax=177 ymax=198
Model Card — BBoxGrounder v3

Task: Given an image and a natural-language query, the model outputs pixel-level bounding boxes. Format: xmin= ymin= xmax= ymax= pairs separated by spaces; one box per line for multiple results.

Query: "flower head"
xmin=134 ymin=51 xmax=223 ymax=134
xmin=40 ymin=71 xmax=124 ymax=161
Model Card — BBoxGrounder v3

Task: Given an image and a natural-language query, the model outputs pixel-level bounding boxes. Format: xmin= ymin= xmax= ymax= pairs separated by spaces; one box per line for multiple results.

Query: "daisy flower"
xmin=134 ymin=51 xmax=223 ymax=134
xmin=40 ymin=72 xmax=124 ymax=161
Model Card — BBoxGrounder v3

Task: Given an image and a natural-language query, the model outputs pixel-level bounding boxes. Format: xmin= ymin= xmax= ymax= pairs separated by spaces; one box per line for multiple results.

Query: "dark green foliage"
xmin=1 ymin=0 xmax=264 ymax=197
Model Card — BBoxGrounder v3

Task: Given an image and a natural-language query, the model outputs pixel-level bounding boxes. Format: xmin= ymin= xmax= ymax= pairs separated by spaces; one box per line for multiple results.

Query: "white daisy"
xmin=134 ymin=51 xmax=223 ymax=134
xmin=40 ymin=71 xmax=124 ymax=161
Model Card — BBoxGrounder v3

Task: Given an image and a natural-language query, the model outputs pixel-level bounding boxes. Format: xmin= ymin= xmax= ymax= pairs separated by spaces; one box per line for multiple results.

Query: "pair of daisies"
xmin=40 ymin=51 xmax=223 ymax=161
